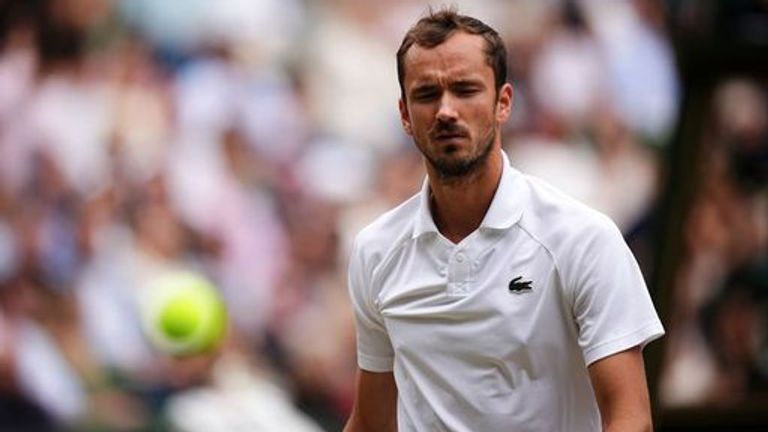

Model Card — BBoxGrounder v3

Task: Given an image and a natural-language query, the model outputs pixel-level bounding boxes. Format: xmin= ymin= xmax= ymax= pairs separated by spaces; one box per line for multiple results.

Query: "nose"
xmin=436 ymin=93 xmax=458 ymax=123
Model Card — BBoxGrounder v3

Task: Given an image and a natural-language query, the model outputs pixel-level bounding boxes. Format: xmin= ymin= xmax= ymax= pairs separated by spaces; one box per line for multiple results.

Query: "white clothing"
xmin=348 ymin=151 xmax=664 ymax=431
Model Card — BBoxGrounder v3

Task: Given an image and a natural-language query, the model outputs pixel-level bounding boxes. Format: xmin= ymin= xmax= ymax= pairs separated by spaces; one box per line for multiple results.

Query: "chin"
xmin=430 ymin=142 xmax=494 ymax=180
xmin=431 ymin=156 xmax=482 ymax=179
xmin=436 ymin=141 xmax=473 ymax=156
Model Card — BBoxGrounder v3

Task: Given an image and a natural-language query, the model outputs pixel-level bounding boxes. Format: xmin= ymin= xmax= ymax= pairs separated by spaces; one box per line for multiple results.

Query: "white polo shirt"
xmin=348 ymin=151 xmax=664 ymax=432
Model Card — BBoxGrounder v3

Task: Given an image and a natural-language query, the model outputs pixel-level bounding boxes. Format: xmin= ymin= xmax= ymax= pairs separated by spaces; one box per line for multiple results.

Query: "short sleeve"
xmin=570 ymin=219 xmax=665 ymax=366
xmin=348 ymin=237 xmax=394 ymax=372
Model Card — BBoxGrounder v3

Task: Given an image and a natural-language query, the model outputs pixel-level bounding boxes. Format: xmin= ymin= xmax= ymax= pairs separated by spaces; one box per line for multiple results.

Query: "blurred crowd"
xmin=660 ymin=78 xmax=768 ymax=409
xmin=0 ymin=0 xmax=680 ymax=430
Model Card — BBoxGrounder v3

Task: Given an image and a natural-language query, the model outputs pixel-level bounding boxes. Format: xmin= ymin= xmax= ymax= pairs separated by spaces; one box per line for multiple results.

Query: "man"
xmin=344 ymin=8 xmax=664 ymax=432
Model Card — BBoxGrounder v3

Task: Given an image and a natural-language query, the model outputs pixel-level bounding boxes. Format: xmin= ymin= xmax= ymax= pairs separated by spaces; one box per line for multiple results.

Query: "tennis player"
xmin=344 ymin=8 xmax=664 ymax=432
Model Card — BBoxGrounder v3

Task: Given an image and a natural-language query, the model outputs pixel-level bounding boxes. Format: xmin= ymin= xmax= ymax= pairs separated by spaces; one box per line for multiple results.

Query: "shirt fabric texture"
xmin=348 ymin=151 xmax=665 ymax=432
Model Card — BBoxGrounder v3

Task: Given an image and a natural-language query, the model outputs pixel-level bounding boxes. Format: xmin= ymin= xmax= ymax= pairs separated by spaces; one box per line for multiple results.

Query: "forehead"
xmin=402 ymin=32 xmax=492 ymax=87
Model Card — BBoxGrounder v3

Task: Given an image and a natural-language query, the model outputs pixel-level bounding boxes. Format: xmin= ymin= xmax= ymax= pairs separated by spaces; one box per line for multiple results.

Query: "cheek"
xmin=409 ymin=107 xmax=436 ymax=134
xmin=467 ymin=103 xmax=497 ymax=131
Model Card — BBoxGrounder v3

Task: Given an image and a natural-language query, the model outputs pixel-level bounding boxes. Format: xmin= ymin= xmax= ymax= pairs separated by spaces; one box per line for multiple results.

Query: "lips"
xmin=430 ymin=122 xmax=469 ymax=143
xmin=434 ymin=133 xmax=465 ymax=139
xmin=432 ymin=131 xmax=468 ymax=141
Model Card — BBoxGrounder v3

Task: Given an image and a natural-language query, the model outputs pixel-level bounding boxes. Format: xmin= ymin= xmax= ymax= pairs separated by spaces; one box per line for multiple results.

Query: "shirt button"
xmin=456 ymin=253 xmax=465 ymax=263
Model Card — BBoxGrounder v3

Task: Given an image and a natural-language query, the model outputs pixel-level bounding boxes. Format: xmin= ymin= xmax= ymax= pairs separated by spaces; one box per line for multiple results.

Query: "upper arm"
xmin=568 ymin=220 xmax=660 ymax=431
xmin=348 ymin=238 xmax=395 ymax=372
xmin=568 ymin=218 xmax=664 ymax=365
xmin=588 ymin=347 xmax=652 ymax=432
xmin=344 ymin=369 xmax=398 ymax=432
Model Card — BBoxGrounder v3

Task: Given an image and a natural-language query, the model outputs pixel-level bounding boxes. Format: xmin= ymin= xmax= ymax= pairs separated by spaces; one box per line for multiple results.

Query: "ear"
xmin=496 ymin=83 xmax=513 ymax=123
xmin=399 ymin=98 xmax=413 ymax=136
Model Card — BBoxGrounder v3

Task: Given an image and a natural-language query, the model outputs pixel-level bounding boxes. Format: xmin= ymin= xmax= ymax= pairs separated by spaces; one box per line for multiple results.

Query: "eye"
xmin=453 ymin=85 xmax=481 ymax=97
xmin=413 ymin=90 xmax=439 ymax=102
xmin=451 ymin=80 xmax=484 ymax=98
xmin=456 ymin=88 xmax=478 ymax=97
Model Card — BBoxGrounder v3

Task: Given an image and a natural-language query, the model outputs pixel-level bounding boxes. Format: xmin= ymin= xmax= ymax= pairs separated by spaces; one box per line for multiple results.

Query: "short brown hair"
xmin=396 ymin=7 xmax=508 ymax=101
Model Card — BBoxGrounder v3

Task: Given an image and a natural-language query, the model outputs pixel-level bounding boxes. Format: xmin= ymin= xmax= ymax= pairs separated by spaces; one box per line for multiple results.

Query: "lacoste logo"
xmin=508 ymin=276 xmax=533 ymax=293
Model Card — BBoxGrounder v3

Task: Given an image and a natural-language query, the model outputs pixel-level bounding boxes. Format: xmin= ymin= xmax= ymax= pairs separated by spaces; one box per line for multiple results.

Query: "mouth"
xmin=432 ymin=132 xmax=467 ymax=142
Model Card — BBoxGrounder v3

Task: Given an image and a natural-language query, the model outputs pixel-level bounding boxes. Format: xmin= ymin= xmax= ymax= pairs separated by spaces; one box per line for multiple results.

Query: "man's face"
xmin=399 ymin=31 xmax=512 ymax=180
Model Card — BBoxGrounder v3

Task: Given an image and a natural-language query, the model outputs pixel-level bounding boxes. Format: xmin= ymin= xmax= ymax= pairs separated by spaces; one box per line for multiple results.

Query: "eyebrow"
xmin=450 ymin=79 xmax=484 ymax=88
xmin=409 ymin=77 xmax=486 ymax=96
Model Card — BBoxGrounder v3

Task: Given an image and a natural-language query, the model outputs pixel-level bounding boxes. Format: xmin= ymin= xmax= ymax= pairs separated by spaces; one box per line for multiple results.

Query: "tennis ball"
xmin=143 ymin=271 xmax=227 ymax=356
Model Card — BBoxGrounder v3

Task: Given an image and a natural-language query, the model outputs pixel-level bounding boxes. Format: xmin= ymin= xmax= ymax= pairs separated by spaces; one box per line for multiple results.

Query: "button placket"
xmin=448 ymin=248 xmax=472 ymax=295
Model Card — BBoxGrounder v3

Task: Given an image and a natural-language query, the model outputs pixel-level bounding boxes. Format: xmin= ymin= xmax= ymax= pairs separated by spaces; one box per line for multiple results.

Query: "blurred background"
xmin=0 ymin=0 xmax=765 ymax=430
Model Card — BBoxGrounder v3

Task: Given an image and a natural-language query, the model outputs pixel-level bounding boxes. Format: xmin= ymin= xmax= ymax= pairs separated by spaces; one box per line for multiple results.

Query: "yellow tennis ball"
xmin=143 ymin=271 xmax=227 ymax=356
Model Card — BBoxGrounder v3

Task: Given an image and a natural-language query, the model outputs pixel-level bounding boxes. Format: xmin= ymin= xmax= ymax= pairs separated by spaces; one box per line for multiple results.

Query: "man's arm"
xmin=588 ymin=346 xmax=653 ymax=432
xmin=344 ymin=369 xmax=398 ymax=432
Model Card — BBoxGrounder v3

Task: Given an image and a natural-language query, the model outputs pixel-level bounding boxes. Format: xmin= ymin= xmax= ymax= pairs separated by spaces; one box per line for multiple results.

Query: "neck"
xmin=428 ymin=148 xmax=503 ymax=244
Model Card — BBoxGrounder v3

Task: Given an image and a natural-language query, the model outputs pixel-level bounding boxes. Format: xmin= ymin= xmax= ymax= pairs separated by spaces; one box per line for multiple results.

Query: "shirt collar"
xmin=413 ymin=176 xmax=439 ymax=238
xmin=412 ymin=150 xmax=525 ymax=239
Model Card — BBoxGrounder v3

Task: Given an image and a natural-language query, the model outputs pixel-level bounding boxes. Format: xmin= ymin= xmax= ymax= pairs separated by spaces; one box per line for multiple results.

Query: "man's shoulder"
xmin=352 ymin=192 xmax=421 ymax=261
xmin=518 ymin=173 xmax=623 ymax=257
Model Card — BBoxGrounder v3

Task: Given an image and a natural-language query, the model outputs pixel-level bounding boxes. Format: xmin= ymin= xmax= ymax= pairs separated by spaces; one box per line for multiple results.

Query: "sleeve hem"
xmin=358 ymin=353 xmax=394 ymax=372
xmin=583 ymin=321 xmax=665 ymax=367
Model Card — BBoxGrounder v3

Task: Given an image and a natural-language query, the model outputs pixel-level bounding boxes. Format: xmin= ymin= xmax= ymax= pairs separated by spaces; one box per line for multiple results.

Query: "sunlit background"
xmin=0 ymin=0 xmax=766 ymax=430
